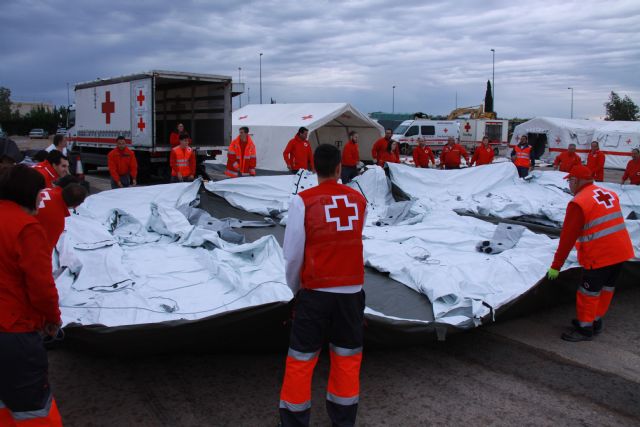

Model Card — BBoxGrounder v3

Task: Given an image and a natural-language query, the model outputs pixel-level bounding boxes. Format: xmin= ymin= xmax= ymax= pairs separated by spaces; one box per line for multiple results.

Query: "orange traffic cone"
xmin=75 ymin=155 xmax=85 ymax=180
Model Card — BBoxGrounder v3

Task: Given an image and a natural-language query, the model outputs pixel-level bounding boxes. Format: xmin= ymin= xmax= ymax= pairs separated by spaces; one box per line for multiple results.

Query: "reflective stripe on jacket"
xmin=170 ymin=146 xmax=196 ymax=176
xmin=225 ymin=135 xmax=257 ymax=177
xmin=513 ymin=145 xmax=532 ymax=168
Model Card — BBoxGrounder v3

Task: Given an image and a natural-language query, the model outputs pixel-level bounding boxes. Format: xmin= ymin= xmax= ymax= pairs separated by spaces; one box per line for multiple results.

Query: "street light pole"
xmin=568 ymin=87 xmax=574 ymax=119
xmin=490 ymin=49 xmax=495 ymax=108
xmin=66 ymin=82 xmax=70 ymax=128
xmin=238 ymin=67 xmax=242 ymax=108
xmin=392 ymin=85 xmax=396 ymax=114
xmin=259 ymin=53 xmax=263 ymax=104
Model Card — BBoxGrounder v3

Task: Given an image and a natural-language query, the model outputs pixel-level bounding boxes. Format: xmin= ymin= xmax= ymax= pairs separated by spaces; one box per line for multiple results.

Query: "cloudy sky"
xmin=1 ymin=0 xmax=639 ymax=119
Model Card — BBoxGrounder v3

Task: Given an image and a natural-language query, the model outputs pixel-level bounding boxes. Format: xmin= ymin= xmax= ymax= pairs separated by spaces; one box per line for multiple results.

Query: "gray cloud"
xmin=1 ymin=0 xmax=639 ymax=119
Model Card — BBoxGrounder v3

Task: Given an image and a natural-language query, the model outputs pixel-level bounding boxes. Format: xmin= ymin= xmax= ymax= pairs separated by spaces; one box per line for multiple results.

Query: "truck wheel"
xmin=400 ymin=143 xmax=411 ymax=155
xmin=494 ymin=148 xmax=500 ymax=156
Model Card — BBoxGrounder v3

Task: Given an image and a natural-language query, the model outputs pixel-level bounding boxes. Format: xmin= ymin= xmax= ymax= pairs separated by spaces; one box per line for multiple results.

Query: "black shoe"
xmin=571 ymin=318 xmax=603 ymax=335
xmin=562 ymin=326 xmax=594 ymax=342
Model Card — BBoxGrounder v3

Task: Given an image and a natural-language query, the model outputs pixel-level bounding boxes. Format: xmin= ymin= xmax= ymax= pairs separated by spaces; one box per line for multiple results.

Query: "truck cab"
xmin=393 ymin=120 xmax=459 ymax=154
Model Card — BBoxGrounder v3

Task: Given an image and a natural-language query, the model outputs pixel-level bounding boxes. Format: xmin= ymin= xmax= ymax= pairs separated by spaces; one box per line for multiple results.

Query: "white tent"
xmin=231 ymin=103 xmax=384 ymax=171
xmin=511 ymin=117 xmax=640 ymax=170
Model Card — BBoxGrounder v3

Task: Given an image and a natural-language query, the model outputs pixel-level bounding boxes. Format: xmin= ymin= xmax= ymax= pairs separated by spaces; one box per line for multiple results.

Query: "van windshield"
xmin=394 ymin=124 xmax=409 ymax=135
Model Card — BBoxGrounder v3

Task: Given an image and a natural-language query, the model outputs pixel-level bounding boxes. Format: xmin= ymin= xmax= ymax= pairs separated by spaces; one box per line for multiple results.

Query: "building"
xmin=11 ymin=101 xmax=54 ymax=116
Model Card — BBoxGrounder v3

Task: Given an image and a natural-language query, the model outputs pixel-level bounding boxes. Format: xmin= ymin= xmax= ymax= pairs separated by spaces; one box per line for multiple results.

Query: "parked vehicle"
xmin=29 ymin=128 xmax=49 ymax=139
xmin=56 ymin=127 xmax=68 ymax=136
xmin=458 ymin=119 xmax=509 ymax=155
xmin=393 ymin=120 xmax=459 ymax=154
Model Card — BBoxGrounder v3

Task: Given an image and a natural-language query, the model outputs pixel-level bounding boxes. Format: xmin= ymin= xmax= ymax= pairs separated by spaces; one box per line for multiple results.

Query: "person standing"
xmin=379 ymin=140 xmax=400 ymax=165
xmin=621 ymin=148 xmax=640 ymax=185
xmin=0 ymin=165 xmax=63 ymax=426
xmin=547 ymin=165 xmax=634 ymax=342
xmin=170 ymin=133 xmax=196 ymax=182
xmin=108 ymin=135 xmax=138 ymax=188
xmin=45 ymin=134 xmax=68 ymax=157
xmin=283 ymin=127 xmax=314 ymax=173
xmin=511 ymin=135 xmax=535 ymax=178
xmin=439 ymin=137 xmax=469 ymax=169
xmin=554 ymin=143 xmax=582 ymax=172
xmin=225 ymin=126 xmax=257 ymax=178
xmin=470 ymin=136 xmax=495 ymax=167
xmin=341 ymin=131 xmax=360 ymax=184
xmin=412 ymin=137 xmax=435 ymax=168
xmin=34 ymin=150 xmax=69 ymax=188
xmin=586 ymin=141 xmax=606 ymax=182
xmin=371 ymin=129 xmax=398 ymax=166
xmin=169 ymin=123 xmax=191 ymax=147
xmin=279 ymin=144 xmax=367 ymax=427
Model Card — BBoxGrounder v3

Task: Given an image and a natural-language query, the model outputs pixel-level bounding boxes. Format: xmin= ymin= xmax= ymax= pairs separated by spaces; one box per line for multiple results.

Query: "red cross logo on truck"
xmin=443 ymin=128 xmax=448 ymax=133
xmin=136 ymin=90 xmax=145 ymax=107
xmin=464 ymin=122 xmax=471 ymax=132
xmin=137 ymin=117 xmax=146 ymax=132
xmin=101 ymin=91 xmax=115 ymax=124
xmin=593 ymin=189 xmax=614 ymax=209
xmin=325 ymin=195 xmax=359 ymax=231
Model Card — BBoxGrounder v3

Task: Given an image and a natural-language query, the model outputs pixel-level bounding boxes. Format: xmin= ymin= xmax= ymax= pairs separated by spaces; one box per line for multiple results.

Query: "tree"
xmin=484 ymin=80 xmax=494 ymax=113
xmin=0 ymin=87 xmax=11 ymax=122
xmin=604 ymin=91 xmax=639 ymax=121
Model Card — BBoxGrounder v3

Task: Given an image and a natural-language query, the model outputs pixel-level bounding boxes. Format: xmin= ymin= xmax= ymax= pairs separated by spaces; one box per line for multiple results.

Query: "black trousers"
xmin=340 ymin=166 xmax=358 ymax=184
xmin=516 ymin=166 xmax=530 ymax=178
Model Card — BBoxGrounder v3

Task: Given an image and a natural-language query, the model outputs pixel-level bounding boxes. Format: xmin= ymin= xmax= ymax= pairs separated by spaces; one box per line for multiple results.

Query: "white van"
xmin=392 ymin=120 xmax=460 ymax=154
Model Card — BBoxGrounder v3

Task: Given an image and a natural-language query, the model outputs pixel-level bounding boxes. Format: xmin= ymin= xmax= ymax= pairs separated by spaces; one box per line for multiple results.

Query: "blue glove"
xmin=547 ymin=268 xmax=560 ymax=280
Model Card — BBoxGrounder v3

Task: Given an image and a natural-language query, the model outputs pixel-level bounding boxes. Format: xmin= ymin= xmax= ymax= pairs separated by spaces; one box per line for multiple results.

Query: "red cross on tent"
xmin=593 ymin=189 xmax=614 ymax=209
xmin=102 ymin=91 xmax=115 ymax=124
xmin=464 ymin=122 xmax=471 ymax=132
xmin=239 ymin=115 xmax=248 ymax=120
xmin=324 ymin=195 xmax=359 ymax=231
xmin=136 ymin=90 xmax=145 ymax=107
xmin=137 ymin=117 xmax=146 ymax=132
xmin=626 ymin=138 xmax=632 ymax=144
xmin=302 ymin=115 xmax=313 ymax=120
xmin=555 ymin=137 xmax=562 ymax=145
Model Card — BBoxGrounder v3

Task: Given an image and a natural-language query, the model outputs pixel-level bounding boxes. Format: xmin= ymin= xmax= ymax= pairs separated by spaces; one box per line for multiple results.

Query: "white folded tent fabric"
xmin=56 ymin=180 xmax=292 ymax=328
xmin=231 ymin=103 xmax=384 ymax=171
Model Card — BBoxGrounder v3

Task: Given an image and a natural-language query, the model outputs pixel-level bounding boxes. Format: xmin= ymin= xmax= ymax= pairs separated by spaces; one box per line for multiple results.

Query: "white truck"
xmin=458 ymin=119 xmax=509 ymax=155
xmin=68 ymin=70 xmax=239 ymax=180
xmin=392 ymin=120 xmax=460 ymax=154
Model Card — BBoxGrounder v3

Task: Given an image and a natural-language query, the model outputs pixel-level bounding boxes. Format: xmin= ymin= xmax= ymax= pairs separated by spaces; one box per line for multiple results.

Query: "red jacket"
xmin=169 ymin=132 xmax=192 ymax=147
xmin=440 ymin=144 xmax=469 ymax=168
xmin=554 ymin=151 xmax=582 ymax=172
xmin=33 ymin=160 xmax=59 ymax=188
xmin=622 ymin=158 xmax=640 ymax=184
xmin=108 ymin=147 xmax=138 ymax=183
xmin=586 ymin=150 xmax=605 ymax=181
xmin=341 ymin=141 xmax=360 ymax=167
xmin=413 ymin=146 xmax=435 ymax=168
xmin=371 ymin=137 xmax=399 ymax=166
xmin=471 ymin=145 xmax=494 ymax=166
xmin=298 ymin=181 xmax=367 ymax=289
xmin=283 ymin=135 xmax=314 ymax=171
xmin=35 ymin=187 xmax=70 ymax=251
xmin=170 ymin=146 xmax=196 ymax=177
xmin=379 ymin=150 xmax=400 ymax=164
xmin=0 ymin=201 xmax=61 ymax=333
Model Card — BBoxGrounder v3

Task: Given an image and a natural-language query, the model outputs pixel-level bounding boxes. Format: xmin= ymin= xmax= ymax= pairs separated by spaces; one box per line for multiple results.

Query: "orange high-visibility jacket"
xmin=225 ymin=135 xmax=257 ymax=177
xmin=170 ymin=146 xmax=196 ymax=177
xmin=513 ymin=145 xmax=532 ymax=168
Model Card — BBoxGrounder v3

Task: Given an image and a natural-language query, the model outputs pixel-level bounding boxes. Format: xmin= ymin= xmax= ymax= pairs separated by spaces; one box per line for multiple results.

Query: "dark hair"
xmin=297 ymin=127 xmax=308 ymax=135
xmin=46 ymin=150 xmax=68 ymax=166
xmin=179 ymin=133 xmax=190 ymax=141
xmin=348 ymin=131 xmax=357 ymax=139
xmin=386 ymin=140 xmax=396 ymax=153
xmin=0 ymin=164 xmax=45 ymax=211
xmin=53 ymin=134 xmax=65 ymax=147
xmin=314 ymin=144 xmax=341 ymax=178
xmin=385 ymin=128 xmax=393 ymax=132
xmin=62 ymin=183 xmax=88 ymax=208
xmin=116 ymin=135 xmax=126 ymax=142
xmin=54 ymin=174 xmax=80 ymax=188
xmin=33 ymin=150 xmax=48 ymax=162
xmin=239 ymin=126 xmax=249 ymax=133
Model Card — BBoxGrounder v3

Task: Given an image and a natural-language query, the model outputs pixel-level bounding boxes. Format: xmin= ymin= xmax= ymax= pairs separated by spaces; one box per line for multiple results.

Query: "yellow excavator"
xmin=447 ymin=104 xmax=496 ymax=120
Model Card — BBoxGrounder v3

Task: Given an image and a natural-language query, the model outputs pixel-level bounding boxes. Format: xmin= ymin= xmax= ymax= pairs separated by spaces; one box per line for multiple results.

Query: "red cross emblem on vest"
xmin=102 ymin=91 xmax=115 ymax=124
xmin=325 ymin=195 xmax=359 ymax=231
xmin=593 ymin=189 xmax=614 ymax=209
xmin=464 ymin=122 xmax=471 ymax=132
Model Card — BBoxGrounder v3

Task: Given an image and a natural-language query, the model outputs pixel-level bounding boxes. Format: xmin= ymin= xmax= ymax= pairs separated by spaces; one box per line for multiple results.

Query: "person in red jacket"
xmin=371 ymin=129 xmax=398 ymax=166
xmin=169 ymin=123 xmax=191 ymax=147
xmin=283 ymin=127 xmax=314 ymax=173
xmin=108 ymin=135 xmax=138 ymax=188
xmin=35 ymin=176 xmax=88 ymax=252
xmin=34 ymin=150 xmax=69 ymax=188
xmin=225 ymin=126 xmax=257 ymax=178
xmin=470 ymin=136 xmax=495 ymax=167
xmin=412 ymin=138 xmax=435 ymax=168
xmin=586 ymin=141 xmax=606 ymax=182
xmin=279 ymin=144 xmax=367 ymax=427
xmin=439 ymin=137 xmax=469 ymax=169
xmin=621 ymin=148 xmax=640 ymax=185
xmin=0 ymin=165 xmax=63 ymax=426
xmin=554 ymin=143 xmax=582 ymax=172
xmin=547 ymin=165 xmax=634 ymax=342
xmin=170 ymin=133 xmax=196 ymax=182
xmin=341 ymin=131 xmax=360 ymax=184
xmin=379 ymin=140 xmax=400 ymax=165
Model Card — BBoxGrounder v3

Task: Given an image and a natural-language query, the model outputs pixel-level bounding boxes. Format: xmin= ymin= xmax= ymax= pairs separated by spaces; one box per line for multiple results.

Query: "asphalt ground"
xmin=8 ymin=142 xmax=638 ymax=426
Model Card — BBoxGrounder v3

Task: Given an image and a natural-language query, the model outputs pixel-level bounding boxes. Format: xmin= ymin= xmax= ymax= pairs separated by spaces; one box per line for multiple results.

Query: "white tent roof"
xmin=232 ymin=103 xmax=383 ymax=171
